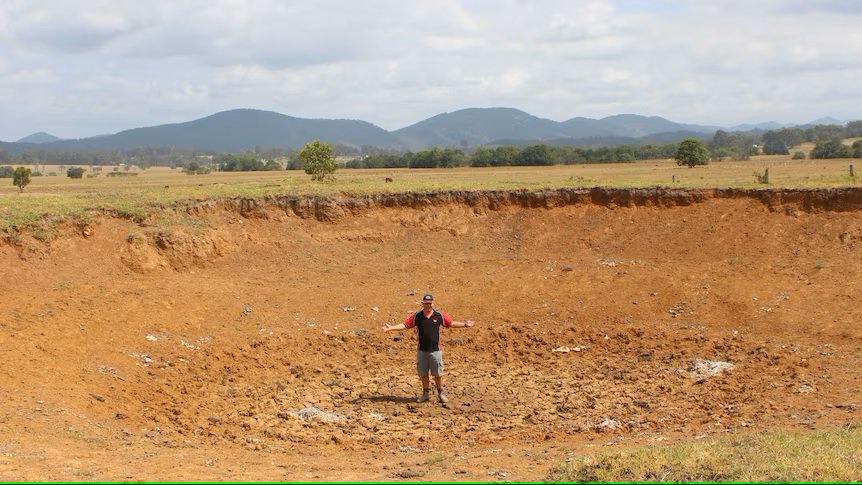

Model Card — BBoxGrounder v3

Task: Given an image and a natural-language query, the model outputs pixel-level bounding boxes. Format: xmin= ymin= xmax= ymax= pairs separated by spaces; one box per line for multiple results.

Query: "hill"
xmin=1 ymin=108 xmax=856 ymax=154
xmin=16 ymin=132 xmax=62 ymax=144
xmin=392 ymin=108 xmax=571 ymax=150
xmin=394 ymin=109 xmax=718 ymax=149
xmin=47 ymin=109 xmax=398 ymax=152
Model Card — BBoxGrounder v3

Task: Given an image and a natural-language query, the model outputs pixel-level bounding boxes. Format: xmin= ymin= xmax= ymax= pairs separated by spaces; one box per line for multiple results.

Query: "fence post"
xmin=851 ymin=164 xmax=855 ymax=178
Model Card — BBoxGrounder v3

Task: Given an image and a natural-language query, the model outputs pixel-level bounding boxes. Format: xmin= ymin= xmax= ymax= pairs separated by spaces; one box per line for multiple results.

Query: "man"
xmin=382 ymin=293 xmax=475 ymax=404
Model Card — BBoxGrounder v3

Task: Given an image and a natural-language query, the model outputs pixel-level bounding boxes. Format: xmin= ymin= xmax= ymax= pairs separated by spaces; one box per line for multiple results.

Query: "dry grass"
xmin=1 ymin=155 xmax=860 ymax=229
xmin=550 ymin=425 xmax=862 ymax=482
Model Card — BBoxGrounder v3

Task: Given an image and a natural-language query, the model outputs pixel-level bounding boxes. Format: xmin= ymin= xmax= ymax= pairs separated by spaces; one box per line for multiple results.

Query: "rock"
xmin=597 ymin=417 xmax=620 ymax=431
xmin=633 ymin=399 xmax=651 ymax=410
xmin=393 ymin=335 xmax=403 ymax=342
xmin=552 ymin=346 xmax=570 ymax=353
xmin=89 ymin=393 xmax=105 ymax=402
xmin=688 ymin=359 xmax=734 ymax=379
xmin=561 ymin=265 xmax=574 ymax=272
xmin=371 ymin=306 xmax=379 ymax=312
xmin=241 ymin=304 xmax=253 ymax=316
xmin=294 ymin=406 xmax=346 ymax=422
xmin=393 ymin=468 xmax=426 ymax=479
xmin=340 ymin=304 xmax=356 ymax=312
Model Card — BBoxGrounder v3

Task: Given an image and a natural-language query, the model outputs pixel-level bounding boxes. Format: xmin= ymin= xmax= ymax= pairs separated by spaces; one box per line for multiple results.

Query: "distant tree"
xmin=712 ymin=130 xmax=730 ymax=147
xmin=675 ymin=138 xmax=710 ymax=167
xmin=300 ymin=139 xmax=337 ymax=181
xmin=0 ymin=166 xmax=13 ymax=178
xmin=12 ymin=167 xmax=31 ymax=192
xmin=792 ymin=151 xmax=807 ymax=160
xmin=489 ymin=146 xmax=519 ymax=166
xmin=810 ymin=139 xmax=852 ymax=159
xmin=219 ymin=153 xmax=265 ymax=171
xmin=183 ymin=160 xmax=212 ymax=175
xmin=263 ymin=159 xmax=282 ymax=171
xmin=514 ymin=144 xmax=553 ymax=166
xmin=67 ymin=166 xmax=85 ymax=178
xmin=846 ymin=120 xmax=862 ymax=138
xmin=762 ymin=138 xmax=789 ymax=155
xmin=470 ymin=147 xmax=495 ymax=167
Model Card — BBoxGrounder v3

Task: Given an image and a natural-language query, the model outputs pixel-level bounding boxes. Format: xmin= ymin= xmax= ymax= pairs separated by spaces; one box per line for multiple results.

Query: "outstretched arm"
xmin=382 ymin=322 xmax=407 ymax=332
xmin=449 ymin=319 xmax=475 ymax=328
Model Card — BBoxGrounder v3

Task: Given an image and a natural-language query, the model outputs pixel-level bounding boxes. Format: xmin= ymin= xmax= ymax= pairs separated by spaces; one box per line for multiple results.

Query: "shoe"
xmin=437 ymin=390 xmax=449 ymax=404
xmin=417 ymin=390 xmax=430 ymax=403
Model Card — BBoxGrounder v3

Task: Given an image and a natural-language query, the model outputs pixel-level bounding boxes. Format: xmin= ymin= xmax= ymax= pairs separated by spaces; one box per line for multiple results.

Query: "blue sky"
xmin=1 ymin=0 xmax=860 ymax=140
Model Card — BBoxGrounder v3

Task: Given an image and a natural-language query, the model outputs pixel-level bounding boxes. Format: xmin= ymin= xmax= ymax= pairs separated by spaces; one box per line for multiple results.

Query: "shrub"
xmin=675 ymin=138 xmax=710 ymax=167
xmin=13 ymin=167 xmax=31 ymax=192
xmin=792 ymin=151 xmax=807 ymax=160
xmin=67 ymin=167 xmax=85 ymax=179
xmin=300 ymin=139 xmax=337 ymax=181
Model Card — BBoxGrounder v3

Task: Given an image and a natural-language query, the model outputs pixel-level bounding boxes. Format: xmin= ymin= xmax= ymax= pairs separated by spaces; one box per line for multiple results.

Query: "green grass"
xmin=550 ymin=425 xmax=862 ymax=482
xmin=1 ymin=157 xmax=860 ymax=230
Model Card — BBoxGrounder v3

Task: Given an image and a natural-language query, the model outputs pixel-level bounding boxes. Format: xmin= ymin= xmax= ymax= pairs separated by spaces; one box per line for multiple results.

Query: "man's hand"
xmin=465 ymin=319 xmax=475 ymax=328
xmin=381 ymin=323 xmax=401 ymax=332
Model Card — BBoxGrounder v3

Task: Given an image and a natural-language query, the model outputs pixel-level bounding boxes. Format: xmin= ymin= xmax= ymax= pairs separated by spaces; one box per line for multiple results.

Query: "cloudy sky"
xmin=1 ymin=0 xmax=861 ymax=140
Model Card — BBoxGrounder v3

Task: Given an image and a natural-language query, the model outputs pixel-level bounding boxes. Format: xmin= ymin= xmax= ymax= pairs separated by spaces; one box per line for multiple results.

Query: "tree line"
xmin=2 ymin=121 xmax=860 ymax=172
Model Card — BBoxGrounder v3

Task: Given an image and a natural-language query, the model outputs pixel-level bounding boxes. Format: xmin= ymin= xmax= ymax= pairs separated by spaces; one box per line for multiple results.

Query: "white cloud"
xmin=0 ymin=0 xmax=861 ymax=140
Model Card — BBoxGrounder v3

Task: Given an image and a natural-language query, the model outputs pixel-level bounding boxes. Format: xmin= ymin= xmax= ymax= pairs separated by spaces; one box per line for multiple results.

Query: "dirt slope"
xmin=0 ymin=187 xmax=860 ymax=481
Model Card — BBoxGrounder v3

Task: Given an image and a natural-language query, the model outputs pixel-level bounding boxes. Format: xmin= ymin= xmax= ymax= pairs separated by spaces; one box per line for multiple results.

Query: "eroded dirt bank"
xmin=0 ymin=187 xmax=860 ymax=480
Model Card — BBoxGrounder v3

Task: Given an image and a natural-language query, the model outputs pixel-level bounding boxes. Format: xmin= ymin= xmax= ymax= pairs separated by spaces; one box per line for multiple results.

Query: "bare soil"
xmin=1 ymin=187 xmax=861 ymax=481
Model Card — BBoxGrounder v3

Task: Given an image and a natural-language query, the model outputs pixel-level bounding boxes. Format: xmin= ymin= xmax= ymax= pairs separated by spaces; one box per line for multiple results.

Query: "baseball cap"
xmin=421 ymin=293 xmax=434 ymax=302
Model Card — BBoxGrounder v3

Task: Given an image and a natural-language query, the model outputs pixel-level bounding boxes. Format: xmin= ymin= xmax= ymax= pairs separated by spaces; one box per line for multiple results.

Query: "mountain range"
xmin=0 ymin=108 xmax=851 ymax=154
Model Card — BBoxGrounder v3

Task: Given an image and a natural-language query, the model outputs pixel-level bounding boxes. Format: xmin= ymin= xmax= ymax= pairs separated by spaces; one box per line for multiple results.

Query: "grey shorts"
xmin=416 ymin=350 xmax=444 ymax=377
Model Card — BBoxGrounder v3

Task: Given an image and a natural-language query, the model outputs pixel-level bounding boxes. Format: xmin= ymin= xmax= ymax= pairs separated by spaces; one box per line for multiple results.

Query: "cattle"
xmin=385 ymin=177 xmax=393 ymax=183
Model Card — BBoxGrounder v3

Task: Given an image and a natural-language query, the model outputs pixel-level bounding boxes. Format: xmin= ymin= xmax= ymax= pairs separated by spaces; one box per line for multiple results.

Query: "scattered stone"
xmin=371 ymin=306 xmax=379 ymax=312
xmin=406 ymin=288 xmax=419 ymax=296
xmin=830 ymin=403 xmax=860 ymax=410
xmin=561 ymin=265 xmax=574 ymax=272
xmin=637 ymin=350 xmax=654 ymax=361
xmin=241 ymin=304 xmax=253 ymax=316
xmin=797 ymin=383 xmax=814 ymax=394
xmin=488 ymin=469 xmax=510 ymax=477
xmin=633 ymin=399 xmax=651 ymax=410
xmin=180 ymin=339 xmax=200 ymax=350
xmin=89 ymin=393 xmax=105 ymax=402
xmin=552 ymin=346 xmax=570 ymax=353
xmin=392 ymin=468 xmax=426 ymax=479
xmin=207 ymin=416 xmax=221 ymax=424
xmin=596 ymin=417 xmax=620 ymax=431
xmin=294 ymin=406 xmax=346 ymax=422
xmin=340 ymin=304 xmax=356 ymax=312
xmin=688 ymin=359 xmax=734 ymax=379
xmin=145 ymin=334 xmax=158 ymax=342
xmin=114 ymin=412 xmax=128 ymax=419
xmin=393 ymin=335 xmax=403 ymax=342
xmin=398 ymin=444 xmax=419 ymax=453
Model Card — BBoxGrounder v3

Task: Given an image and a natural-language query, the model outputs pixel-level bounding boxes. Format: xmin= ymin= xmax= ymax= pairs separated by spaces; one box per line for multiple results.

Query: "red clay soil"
xmin=0 ymin=187 xmax=860 ymax=481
